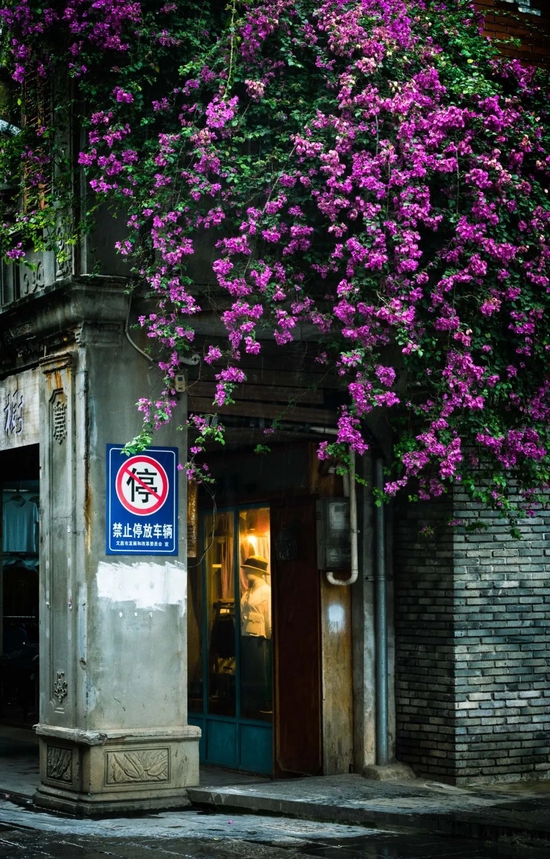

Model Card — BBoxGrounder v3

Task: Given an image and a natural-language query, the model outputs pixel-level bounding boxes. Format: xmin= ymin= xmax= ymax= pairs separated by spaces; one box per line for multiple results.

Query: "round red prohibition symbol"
xmin=115 ymin=455 xmax=169 ymax=516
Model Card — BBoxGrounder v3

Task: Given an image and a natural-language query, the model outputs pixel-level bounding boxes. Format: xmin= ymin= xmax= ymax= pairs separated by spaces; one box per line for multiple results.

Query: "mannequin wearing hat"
xmin=240 ymin=555 xmax=271 ymax=639
xmin=240 ymin=554 xmax=272 ymax=717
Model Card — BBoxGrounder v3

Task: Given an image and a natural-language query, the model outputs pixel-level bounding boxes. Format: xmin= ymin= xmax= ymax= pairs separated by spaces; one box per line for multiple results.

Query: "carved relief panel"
xmin=52 ymin=395 xmax=67 ymax=445
xmin=105 ymin=749 xmax=170 ymax=786
xmin=46 ymin=746 xmax=73 ymax=784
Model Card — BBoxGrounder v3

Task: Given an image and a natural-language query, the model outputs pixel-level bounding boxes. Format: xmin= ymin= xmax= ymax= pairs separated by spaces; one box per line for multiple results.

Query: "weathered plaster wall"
xmin=352 ymin=454 xmax=376 ymax=773
xmin=80 ymin=322 xmax=189 ymax=734
xmin=2 ymin=281 xmax=203 ymax=813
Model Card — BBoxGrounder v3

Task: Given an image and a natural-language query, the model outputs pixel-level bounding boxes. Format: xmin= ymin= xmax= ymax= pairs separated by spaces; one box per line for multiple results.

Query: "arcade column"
xmin=34 ymin=285 xmax=200 ymax=814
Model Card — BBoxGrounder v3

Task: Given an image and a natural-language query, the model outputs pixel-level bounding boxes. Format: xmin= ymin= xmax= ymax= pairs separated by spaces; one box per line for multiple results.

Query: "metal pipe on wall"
xmin=374 ymin=457 xmax=389 ymax=765
xmin=309 ymin=427 xmax=359 ymax=588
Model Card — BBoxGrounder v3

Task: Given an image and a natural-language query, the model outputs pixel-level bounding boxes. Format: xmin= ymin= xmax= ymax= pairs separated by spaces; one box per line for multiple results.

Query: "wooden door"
xmin=272 ymin=500 xmax=322 ymax=776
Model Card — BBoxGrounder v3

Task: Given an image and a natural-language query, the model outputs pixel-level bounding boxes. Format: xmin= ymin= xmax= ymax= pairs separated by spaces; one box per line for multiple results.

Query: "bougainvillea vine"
xmin=0 ymin=0 xmax=549 ymax=520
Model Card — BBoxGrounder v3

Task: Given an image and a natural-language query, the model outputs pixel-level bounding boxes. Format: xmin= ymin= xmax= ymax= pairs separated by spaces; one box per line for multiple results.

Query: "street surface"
xmin=0 ymin=800 xmax=548 ymax=859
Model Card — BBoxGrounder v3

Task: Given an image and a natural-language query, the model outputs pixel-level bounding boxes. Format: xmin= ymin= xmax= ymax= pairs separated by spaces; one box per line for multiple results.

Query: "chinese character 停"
xmin=126 ymin=467 xmax=159 ymax=504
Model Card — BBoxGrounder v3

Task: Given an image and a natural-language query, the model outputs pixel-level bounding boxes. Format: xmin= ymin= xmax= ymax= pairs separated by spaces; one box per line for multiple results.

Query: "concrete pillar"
xmin=34 ymin=282 xmax=200 ymax=814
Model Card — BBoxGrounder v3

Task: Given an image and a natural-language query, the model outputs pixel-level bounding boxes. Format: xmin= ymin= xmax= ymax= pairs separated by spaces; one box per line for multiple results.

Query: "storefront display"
xmin=187 ymin=506 xmax=272 ymax=773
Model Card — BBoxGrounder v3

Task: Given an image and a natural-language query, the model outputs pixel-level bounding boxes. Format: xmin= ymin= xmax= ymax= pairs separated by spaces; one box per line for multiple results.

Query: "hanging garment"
xmin=240 ymin=636 xmax=272 ymax=717
xmin=212 ymin=607 xmax=236 ymax=659
xmin=3 ymin=496 xmax=39 ymax=554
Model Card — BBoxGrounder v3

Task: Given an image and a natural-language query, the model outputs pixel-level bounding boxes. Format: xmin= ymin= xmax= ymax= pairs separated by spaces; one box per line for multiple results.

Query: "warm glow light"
xmin=246 ymin=534 xmax=258 ymax=551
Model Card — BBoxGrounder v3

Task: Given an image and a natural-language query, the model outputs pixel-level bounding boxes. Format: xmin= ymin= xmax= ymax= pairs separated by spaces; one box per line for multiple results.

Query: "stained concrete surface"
xmin=0 ymin=804 xmax=548 ymax=859
xmin=188 ymin=773 xmax=550 ymax=843
xmin=2 ymin=729 xmax=550 ymax=853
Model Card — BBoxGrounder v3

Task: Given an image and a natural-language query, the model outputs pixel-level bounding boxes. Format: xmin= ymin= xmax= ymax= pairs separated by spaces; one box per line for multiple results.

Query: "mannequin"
xmin=240 ymin=555 xmax=272 ymax=718
xmin=240 ymin=555 xmax=271 ymax=639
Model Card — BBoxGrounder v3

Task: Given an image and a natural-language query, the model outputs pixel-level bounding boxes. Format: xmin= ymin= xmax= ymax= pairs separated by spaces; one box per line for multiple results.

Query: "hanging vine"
xmin=0 ymin=0 xmax=549 ymax=522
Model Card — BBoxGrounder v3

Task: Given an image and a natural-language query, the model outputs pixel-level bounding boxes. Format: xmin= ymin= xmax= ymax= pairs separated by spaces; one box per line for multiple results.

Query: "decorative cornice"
xmin=40 ymin=352 xmax=74 ymax=375
xmin=0 ymin=278 xmax=132 ymax=368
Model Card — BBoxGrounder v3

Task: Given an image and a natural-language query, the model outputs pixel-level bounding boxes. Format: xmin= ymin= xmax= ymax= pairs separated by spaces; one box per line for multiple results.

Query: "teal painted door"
xmin=187 ymin=506 xmax=273 ymax=774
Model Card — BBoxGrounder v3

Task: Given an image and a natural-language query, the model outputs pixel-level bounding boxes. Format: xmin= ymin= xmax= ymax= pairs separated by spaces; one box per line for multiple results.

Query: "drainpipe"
xmin=374 ymin=457 xmax=389 ymax=765
xmin=310 ymin=426 xmax=390 ymax=761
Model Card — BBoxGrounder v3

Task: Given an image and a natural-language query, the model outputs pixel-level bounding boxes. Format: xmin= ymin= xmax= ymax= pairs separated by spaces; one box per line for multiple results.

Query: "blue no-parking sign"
xmin=106 ymin=445 xmax=179 ymax=556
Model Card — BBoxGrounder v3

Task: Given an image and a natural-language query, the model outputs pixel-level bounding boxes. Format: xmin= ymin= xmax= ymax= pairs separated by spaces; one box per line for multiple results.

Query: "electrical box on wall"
xmin=175 ymin=374 xmax=186 ymax=393
xmin=316 ymin=498 xmax=351 ymax=570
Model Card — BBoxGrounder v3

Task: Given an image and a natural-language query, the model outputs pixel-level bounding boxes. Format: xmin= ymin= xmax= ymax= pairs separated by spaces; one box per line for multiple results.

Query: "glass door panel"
xmin=189 ymin=504 xmax=273 ymax=774
xmin=239 ymin=507 xmax=272 ymax=722
xmin=206 ymin=511 xmax=236 ymax=717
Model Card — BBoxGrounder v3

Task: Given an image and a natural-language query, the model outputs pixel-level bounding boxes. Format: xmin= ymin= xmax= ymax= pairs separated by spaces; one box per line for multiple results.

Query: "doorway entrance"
xmin=188 ymin=505 xmax=273 ymax=774
xmin=0 ymin=444 xmax=40 ymax=729
xmin=188 ymin=470 xmax=325 ymax=777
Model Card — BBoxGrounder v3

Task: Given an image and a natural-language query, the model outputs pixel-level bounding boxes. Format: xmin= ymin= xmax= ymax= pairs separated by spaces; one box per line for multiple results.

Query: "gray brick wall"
xmin=394 ymin=492 xmax=550 ymax=784
xmin=394 ymin=496 xmax=457 ymax=781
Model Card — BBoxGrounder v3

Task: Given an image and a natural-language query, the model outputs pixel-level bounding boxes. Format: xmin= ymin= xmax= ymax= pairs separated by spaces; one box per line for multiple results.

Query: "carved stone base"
xmin=34 ymin=725 xmax=200 ymax=816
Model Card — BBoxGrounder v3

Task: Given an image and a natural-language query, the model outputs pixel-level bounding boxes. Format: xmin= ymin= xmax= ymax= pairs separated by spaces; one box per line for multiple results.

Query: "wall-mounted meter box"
xmin=175 ymin=374 xmax=186 ymax=393
xmin=316 ymin=498 xmax=351 ymax=570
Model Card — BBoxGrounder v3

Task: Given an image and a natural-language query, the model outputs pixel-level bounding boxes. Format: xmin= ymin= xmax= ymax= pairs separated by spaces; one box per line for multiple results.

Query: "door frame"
xmin=188 ymin=502 xmax=273 ymax=775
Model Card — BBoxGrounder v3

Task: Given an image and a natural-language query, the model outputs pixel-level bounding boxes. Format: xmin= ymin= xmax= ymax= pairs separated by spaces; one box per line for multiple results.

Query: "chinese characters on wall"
xmin=3 ymin=388 xmax=24 ymax=436
xmin=0 ymin=370 xmax=42 ymax=453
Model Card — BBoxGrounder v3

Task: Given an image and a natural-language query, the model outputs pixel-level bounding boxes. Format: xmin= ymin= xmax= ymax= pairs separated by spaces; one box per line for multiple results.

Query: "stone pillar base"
xmin=34 ymin=724 xmax=201 ymax=816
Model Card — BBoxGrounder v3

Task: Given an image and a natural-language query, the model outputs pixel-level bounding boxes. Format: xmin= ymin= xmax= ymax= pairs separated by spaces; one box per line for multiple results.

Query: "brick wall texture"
xmin=394 ymin=492 xmax=550 ymax=784
xmin=475 ymin=0 xmax=550 ymax=66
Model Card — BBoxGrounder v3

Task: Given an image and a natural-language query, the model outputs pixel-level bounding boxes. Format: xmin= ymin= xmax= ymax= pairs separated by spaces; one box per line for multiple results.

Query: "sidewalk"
xmin=188 ymin=775 xmax=550 ymax=846
xmin=2 ymin=728 xmax=550 ymax=848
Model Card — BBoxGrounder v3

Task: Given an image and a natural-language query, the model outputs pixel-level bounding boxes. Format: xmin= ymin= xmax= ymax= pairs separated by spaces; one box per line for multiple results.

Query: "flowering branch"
xmin=0 ymin=0 xmax=549 ymax=519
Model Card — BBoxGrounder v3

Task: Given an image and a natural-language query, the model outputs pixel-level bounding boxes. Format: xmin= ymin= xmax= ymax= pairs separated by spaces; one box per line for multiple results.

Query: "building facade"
xmin=0 ymin=0 xmax=549 ymax=815
xmin=1 ymin=201 xmax=550 ymax=818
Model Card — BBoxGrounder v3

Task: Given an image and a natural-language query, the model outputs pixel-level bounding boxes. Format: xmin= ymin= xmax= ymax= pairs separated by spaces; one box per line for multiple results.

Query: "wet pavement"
xmin=297 ymin=832 xmax=547 ymax=858
xmin=2 ymin=730 xmax=550 ymax=856
xmin=0 ymin=804 xmax=548 ymax=859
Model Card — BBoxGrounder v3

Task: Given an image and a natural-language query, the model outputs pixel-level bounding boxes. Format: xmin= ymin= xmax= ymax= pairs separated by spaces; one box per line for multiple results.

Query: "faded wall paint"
xmin=96 ymin=561 xmax=187 ymax=614
xmin=321 ymin=576 xmax=354 ymax=774
xmin=75 ymin=316 xmax=190 ymax=735
xmin=352 ymin=454 xmax=377 ymax=772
